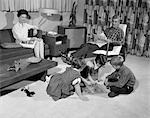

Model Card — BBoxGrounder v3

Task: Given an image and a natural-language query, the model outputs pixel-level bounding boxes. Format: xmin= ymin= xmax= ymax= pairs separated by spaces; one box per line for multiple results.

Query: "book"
xmin=93 ymin=46 xmax=122 ymax=56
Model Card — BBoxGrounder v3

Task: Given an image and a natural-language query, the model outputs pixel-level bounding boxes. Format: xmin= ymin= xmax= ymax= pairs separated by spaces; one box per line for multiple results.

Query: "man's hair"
xmin=110 ymin=56 xmax=124 ymax=66
xmin=112 ymin=15 xmax=120 ymax=20
xmin=17 ymin=9 xmax=31 ymax=19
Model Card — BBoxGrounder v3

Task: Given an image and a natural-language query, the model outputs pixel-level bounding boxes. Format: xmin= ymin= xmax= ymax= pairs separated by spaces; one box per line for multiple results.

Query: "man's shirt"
xmin=104 ymin=26 xmax=124 ymax=43
xmin=91 ymin=26 xmax=124 ymax=48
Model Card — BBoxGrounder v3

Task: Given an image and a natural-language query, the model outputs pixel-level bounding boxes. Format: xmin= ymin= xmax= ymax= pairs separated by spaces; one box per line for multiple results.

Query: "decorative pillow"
xmin=0 ymin=43 xmax=22 ymax=48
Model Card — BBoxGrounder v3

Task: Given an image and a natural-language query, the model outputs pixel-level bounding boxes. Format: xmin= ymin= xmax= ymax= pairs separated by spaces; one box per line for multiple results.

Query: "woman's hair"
xmin=95 ymin=54 xmax=107 ymax=66
xmin=71 ymin=58 xmax=85 ymax=69
xmin=110 ymin=56 xmax=124 ymax=66
xmin=17 ymin=9 xmax=31 ymax=19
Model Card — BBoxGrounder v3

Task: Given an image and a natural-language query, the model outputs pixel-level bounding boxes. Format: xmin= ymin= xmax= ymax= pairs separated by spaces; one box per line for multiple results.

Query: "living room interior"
xmin=0 ymin=0 xmax=150 ymax=118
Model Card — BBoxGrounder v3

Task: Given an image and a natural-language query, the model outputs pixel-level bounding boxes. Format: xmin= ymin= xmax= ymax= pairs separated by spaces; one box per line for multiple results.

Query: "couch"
xmin=0 ymin=29 xmax=62 ymax=89
xmin=0 ymin=29 xmax=69 ymax=64
xmin=0 ymin=29 xmax=50 ymax=64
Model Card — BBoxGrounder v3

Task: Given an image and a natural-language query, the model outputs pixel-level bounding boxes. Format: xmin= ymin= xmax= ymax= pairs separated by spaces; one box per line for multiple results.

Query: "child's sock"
xmin=45 ymin=74 xmax=53 ymax=84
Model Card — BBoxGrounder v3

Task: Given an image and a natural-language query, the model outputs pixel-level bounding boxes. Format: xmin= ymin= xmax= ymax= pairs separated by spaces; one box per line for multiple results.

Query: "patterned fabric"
xmin=83 ymin=0 xmax=150 ymax=57
xmin=12 ymin=22 xmax=36 ymax=43
xmin=104 ymin=27 xmax=124 ymax=43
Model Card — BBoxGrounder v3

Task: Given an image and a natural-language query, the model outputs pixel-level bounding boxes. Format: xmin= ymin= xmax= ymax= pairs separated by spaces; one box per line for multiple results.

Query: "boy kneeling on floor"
xmin=104 ymin=56 xmax=136 ymax=98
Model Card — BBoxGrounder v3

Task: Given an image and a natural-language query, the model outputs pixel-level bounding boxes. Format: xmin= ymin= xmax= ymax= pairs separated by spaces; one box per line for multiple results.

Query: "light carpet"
xmin=0 ymin=55 xmax=150 ymax=118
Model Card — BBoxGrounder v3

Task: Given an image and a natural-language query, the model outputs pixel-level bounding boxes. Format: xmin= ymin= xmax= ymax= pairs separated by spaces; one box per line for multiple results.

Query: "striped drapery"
xmin=0 ymin=0 xmax=75 ymax=12
xmin=83 ymin=0 xmax=150 ymax=57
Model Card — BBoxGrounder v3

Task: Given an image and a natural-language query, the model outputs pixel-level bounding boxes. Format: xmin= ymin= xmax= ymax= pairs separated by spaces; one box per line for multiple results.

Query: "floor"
xmin=0 ymin=55 xmax=150 ymax=118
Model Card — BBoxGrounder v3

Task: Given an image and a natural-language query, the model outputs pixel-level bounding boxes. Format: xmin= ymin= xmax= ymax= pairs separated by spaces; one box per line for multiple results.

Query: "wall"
xmin=0 ymin=0 xmax=85 ymax=32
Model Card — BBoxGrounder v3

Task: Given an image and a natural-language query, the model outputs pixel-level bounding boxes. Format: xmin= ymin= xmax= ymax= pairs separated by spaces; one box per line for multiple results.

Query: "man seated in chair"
xmin=63 ymin=15 xmax=125 ymax=64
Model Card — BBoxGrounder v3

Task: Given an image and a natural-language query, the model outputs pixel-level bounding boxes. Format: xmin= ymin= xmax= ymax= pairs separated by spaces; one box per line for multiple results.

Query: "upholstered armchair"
xmin=93 ymin=24 xmax=127 ymax=61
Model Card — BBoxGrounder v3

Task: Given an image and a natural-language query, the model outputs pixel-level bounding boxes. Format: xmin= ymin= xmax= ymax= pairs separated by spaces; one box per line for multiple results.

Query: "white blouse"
xmin=12 ymin=22 xmax=36 ymax=43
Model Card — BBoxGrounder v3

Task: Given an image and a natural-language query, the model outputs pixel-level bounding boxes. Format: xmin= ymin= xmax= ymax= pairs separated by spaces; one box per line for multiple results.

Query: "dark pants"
xmin=71 ymin=42 xmax=126 ymax=63
xmin=71 ymin=43 xmax=116 ymax=58
xmin=109 ymin=85 xmax=133 ymax=95
xmin=71 ymin=43 xmax=99 ymax=58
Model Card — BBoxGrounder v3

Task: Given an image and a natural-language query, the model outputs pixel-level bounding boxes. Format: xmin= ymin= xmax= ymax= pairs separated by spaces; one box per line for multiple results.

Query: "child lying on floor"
xmin=104 ymin=56 xmax=136 ymax=97
xmin=46 ymin=58 xmax=89 ymax=101
xmin=46 ymin=54 xmax=108 ymax=101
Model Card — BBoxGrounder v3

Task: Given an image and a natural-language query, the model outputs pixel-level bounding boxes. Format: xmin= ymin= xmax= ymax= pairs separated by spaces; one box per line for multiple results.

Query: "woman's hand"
xmin=30 ymin=37 xmax=43 ymax=42
xmin=33 ymin=28 xmax=38 ymax=36
xmin=36 ymin=38 xmax=43 ymax=42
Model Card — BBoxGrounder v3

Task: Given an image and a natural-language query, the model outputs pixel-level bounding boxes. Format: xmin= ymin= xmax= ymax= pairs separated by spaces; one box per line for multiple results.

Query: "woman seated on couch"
xmin=12 ymin=9 xmax=44 ymax=59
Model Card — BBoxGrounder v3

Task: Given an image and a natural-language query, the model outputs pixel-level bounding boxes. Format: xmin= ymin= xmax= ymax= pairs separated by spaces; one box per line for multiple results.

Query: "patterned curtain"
xmin=83 ymin=0 xmax=150 ymax=57
xmin=0 ymin=0 xmax=74 ymax=12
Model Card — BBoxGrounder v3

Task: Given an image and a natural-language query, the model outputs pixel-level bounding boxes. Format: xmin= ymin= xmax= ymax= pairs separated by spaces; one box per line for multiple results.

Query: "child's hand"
xmin=104 ymin=78 xmax=109 ymax=86
xmin=86 ymin=81 xmax=92 ymax=86
xmin=91 ymin=81 xmax=97 ymax=85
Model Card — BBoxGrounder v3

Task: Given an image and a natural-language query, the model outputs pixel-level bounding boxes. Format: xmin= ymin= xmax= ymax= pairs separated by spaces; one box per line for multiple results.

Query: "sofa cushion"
xmin=0 ymin=44 xmax=49 ymax=60
xmin=0 ymin=29 xmax=15 ymax=43
xmin=0 ymin=48 xmax=33 ymax=61
xmin=0 ymin=43 xmax=22 ymax=48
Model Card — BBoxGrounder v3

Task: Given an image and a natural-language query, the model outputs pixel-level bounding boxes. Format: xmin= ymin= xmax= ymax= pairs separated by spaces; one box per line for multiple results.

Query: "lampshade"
xmin=38 ymin=8 xmax=62 ymax=28
xmin=39 ymin=8 xmax=59 ymax=16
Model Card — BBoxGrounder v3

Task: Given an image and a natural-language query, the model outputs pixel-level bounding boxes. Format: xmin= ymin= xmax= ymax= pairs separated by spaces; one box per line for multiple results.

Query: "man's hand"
xmin=93 ymin=32 xmax=110 ymax=43
xmin=107 ymin=38 xmax=112 ymax=43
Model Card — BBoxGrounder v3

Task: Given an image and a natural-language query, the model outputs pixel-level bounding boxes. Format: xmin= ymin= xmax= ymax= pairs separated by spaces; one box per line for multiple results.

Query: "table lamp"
xmin=38 ymin=8 xmax=62 ymax=28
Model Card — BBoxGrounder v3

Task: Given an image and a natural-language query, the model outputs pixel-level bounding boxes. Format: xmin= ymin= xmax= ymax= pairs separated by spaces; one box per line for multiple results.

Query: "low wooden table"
xmin=0 ymin=59 xmax=57 ymax=89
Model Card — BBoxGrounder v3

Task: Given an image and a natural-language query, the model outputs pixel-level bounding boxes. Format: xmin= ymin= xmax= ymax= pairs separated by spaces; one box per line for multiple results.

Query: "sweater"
xmin=107 ymin=65 xmax=136 ymax=88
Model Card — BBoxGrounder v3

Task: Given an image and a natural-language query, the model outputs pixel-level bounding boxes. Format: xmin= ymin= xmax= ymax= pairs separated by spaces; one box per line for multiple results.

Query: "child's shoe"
xmin=21 ymin=87 xmax=35 ymax=97
xmin=108 ymin=92 xmax=119 ymax=98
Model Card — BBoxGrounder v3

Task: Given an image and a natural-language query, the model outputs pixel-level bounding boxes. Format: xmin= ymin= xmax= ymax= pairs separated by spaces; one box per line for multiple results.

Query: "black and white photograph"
xmin=0 ymin=0 xmax=149 ymax=118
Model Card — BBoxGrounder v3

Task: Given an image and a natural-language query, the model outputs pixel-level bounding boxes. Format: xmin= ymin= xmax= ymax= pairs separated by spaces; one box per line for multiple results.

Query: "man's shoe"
xmin=108 ymin=92 xmax=119 ymax=98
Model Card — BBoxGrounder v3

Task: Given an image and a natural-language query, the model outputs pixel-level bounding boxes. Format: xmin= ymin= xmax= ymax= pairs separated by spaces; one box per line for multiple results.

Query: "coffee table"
xmin=0 ymin=59 xmax=57 ymax=89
